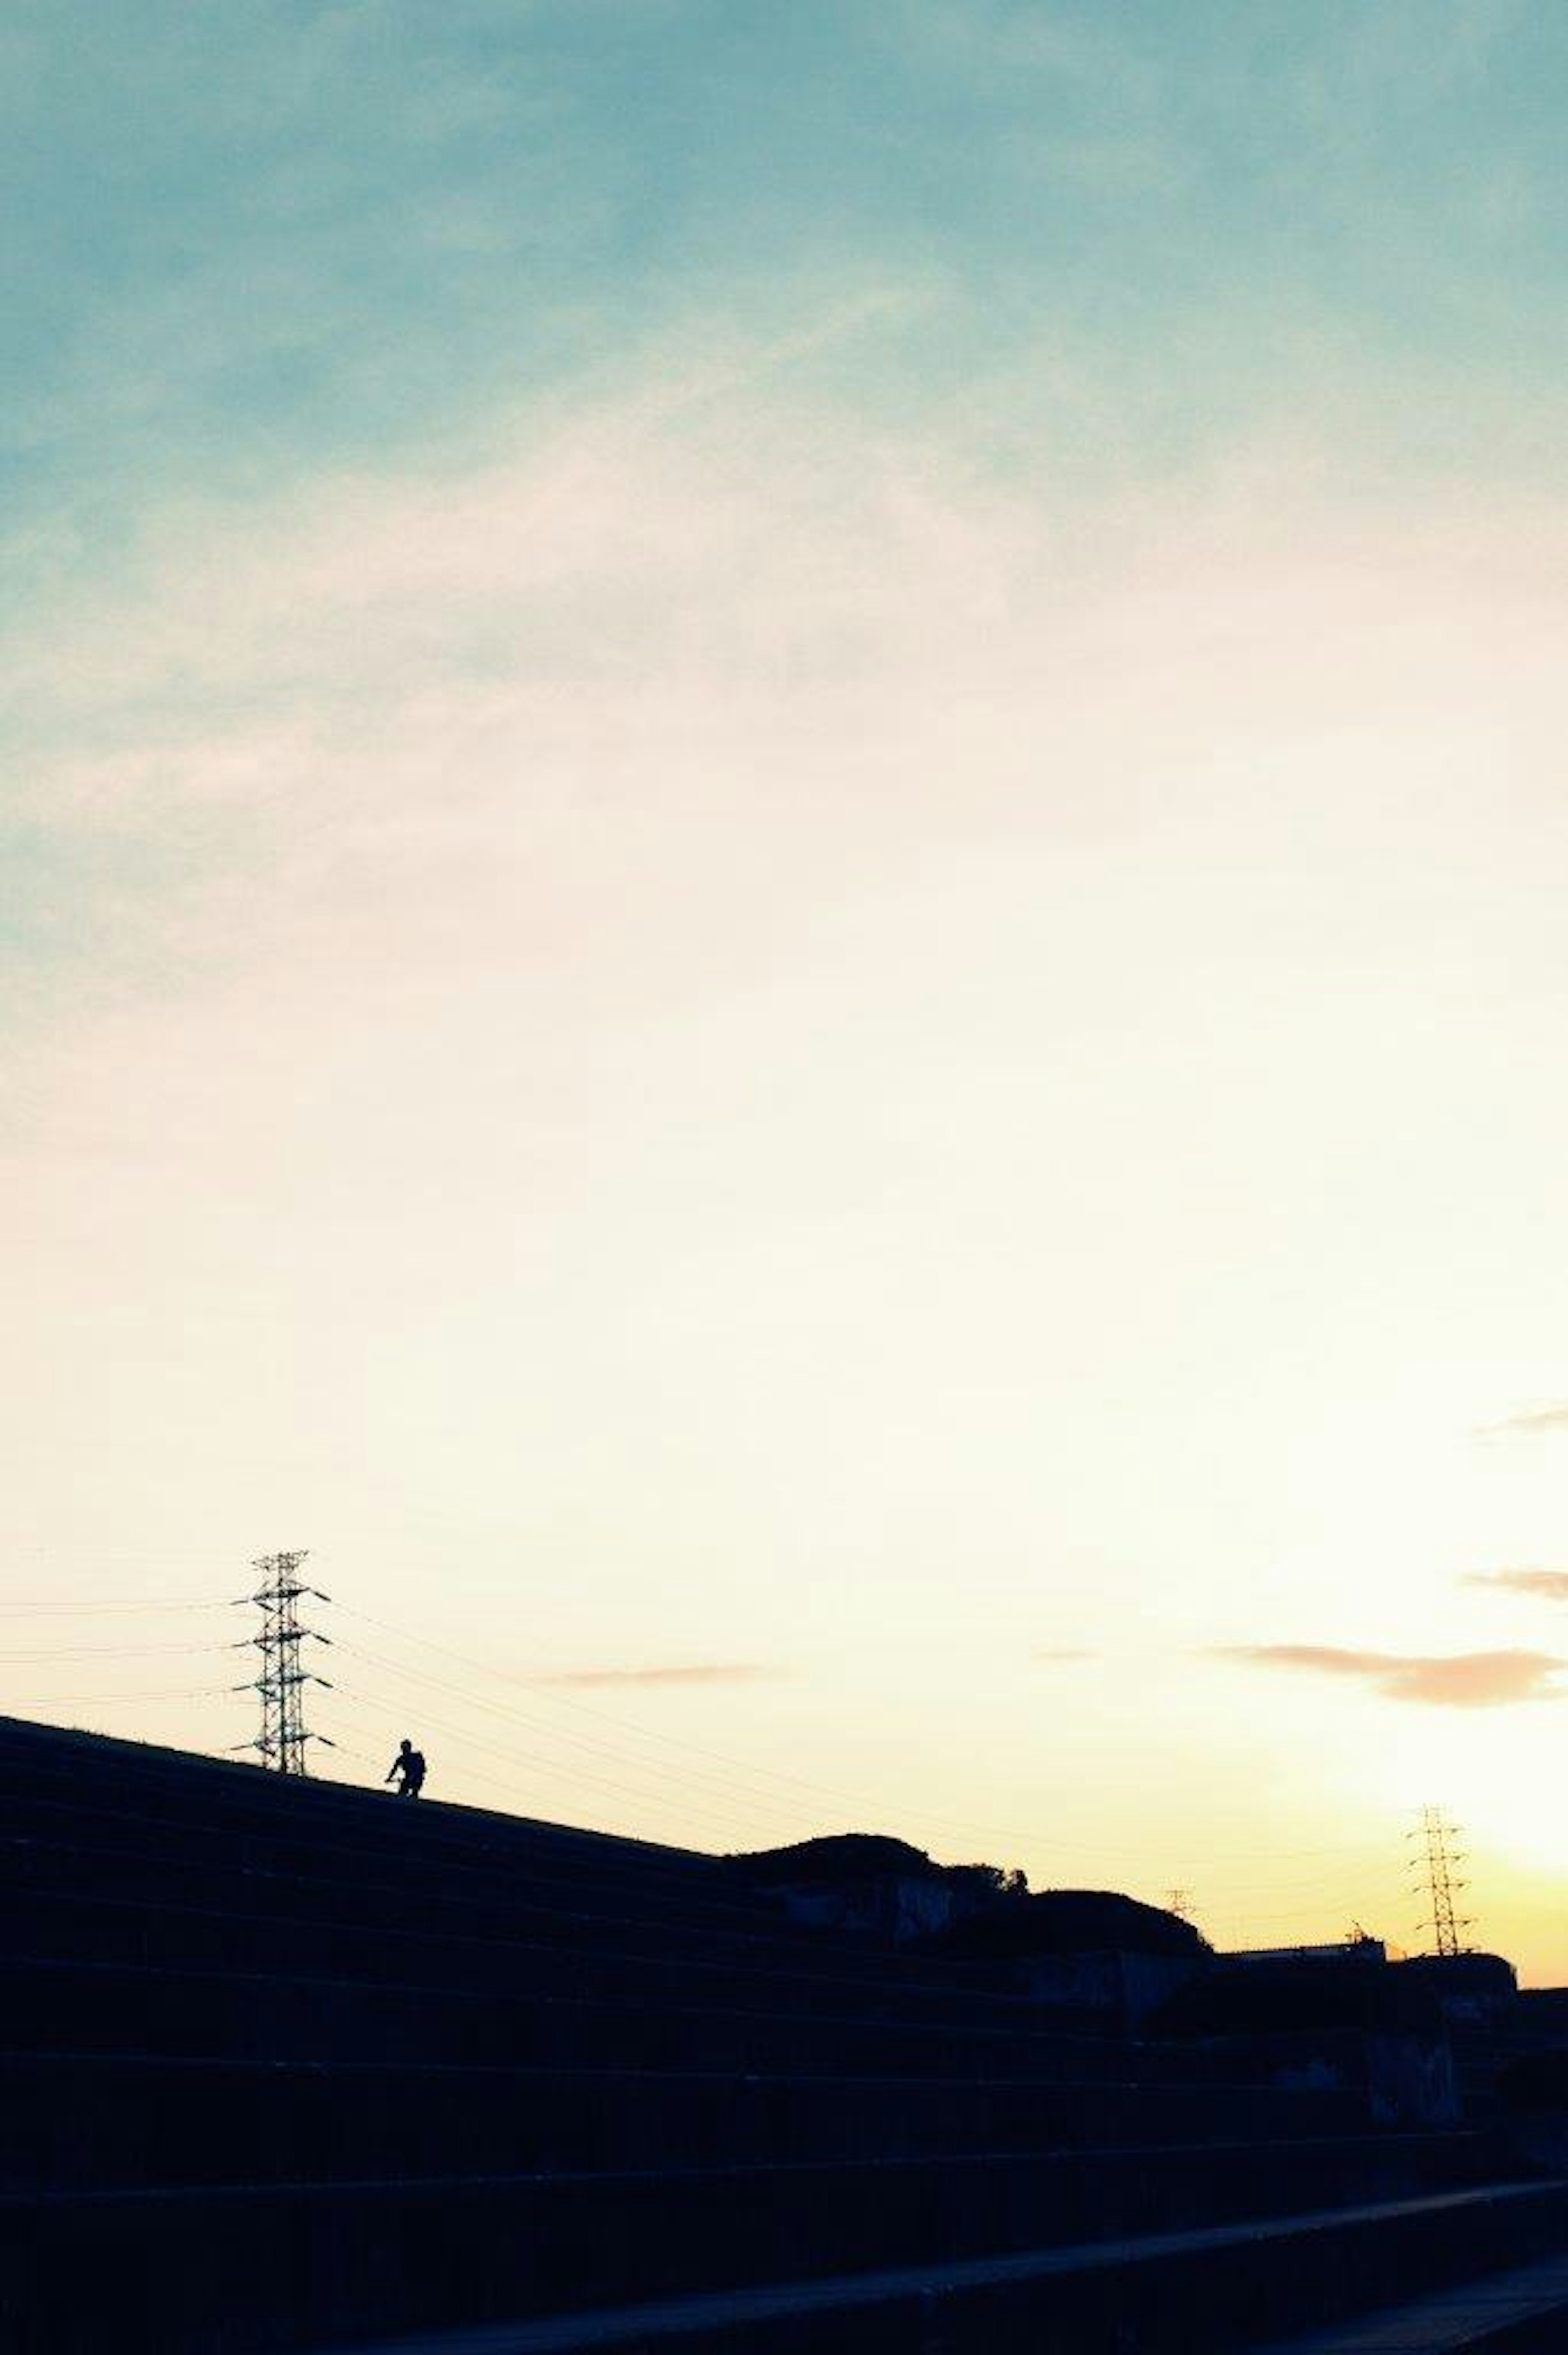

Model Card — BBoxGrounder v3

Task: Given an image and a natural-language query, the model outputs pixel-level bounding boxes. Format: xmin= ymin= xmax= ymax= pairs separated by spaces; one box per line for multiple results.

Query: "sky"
xmin=4 ymin=2 xmax=1567 ymax=1978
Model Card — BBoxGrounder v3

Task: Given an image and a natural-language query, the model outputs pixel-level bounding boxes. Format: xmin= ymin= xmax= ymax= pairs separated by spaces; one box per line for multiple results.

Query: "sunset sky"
xmin=5 ymin=3 xmax=1567 ymax=1978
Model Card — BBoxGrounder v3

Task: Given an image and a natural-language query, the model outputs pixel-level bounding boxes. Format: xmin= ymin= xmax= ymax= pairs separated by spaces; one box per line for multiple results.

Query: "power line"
xmin=327 ymin=1680 xmax=819 ymax=1847
xmin=0 ymin=1573 xmax=1414 ymax=1929
xmin=13 ymin=1644 xmax=238 ymax=1667
xmin=333 ymin=1601 xmax=1402 ymax=1874
xmin=326 ymin=1674 xmax=1401 ymax=1942
xmin=0 ymin=1687 xmax=238 ymax=1706
xmin=333 ymin=1639 xmax=1401 ymax=1925
xmin=332 ymin=1639 xmax=824 ymax=1830
xmin=0 ymin=1598 xmax=235 ymax=1615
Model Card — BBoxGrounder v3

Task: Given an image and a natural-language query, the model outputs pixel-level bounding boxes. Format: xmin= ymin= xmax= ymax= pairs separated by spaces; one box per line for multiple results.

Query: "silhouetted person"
xmin=386 ymin=1738 xmax=426 ymax=1799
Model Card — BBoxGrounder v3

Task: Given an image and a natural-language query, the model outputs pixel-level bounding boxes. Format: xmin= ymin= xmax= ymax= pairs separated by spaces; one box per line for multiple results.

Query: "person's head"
xmin=400 ymin=1738 xmax=413 ymax=1756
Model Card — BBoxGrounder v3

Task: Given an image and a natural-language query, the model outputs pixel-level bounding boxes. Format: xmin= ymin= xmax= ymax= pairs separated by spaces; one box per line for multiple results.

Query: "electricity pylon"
xmin=1408 ymin=1805 xmax=1473 ymax=1957
xmin=233 ymin=1550 xmax=334 ymax=1775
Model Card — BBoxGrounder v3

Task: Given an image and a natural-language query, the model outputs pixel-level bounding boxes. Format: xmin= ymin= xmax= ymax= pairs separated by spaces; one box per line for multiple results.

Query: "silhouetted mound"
xmin=723 ymin=1835 xmax=1026 ymax=1901
xmin=1397 ymin=1952 xmax=1519 ymax=2006
xmin=722 ymin=1835 xmax=947 ymax=1887
xmin=724 ymin=1847 xmax=1205 ymax=1974
xmin=718 ymin=1837 xmax=1033 ymax=1946
xmin=1154 ymin=1957 xmax=1441 ymax=2040
xmin=915 ymin=1889 xmax=1208 ymax=1962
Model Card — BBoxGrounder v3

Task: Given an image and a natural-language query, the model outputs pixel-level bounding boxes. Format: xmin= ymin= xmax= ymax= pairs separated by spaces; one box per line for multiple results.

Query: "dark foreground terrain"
xmin=2 ymin=1712 xmax=1565 ymax=2352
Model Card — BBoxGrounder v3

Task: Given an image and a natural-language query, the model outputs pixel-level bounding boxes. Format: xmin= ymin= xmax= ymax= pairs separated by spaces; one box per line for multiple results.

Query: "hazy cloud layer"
xmin=1466 ymin=1570 xmax=1568 ymax=1603
xmin=540 ymin=1663 xmax=784 ymax=1688
xmin=1033 ymin=1648 xmax=1095 ymax=1661
xmin=1219 ymin=1646 xmax=1566 ymax=1707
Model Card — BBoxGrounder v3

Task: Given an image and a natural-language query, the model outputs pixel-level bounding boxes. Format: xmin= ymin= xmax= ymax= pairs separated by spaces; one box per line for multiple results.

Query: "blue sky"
xmin=6 ymin=0 xmax=1565 ymax=580
xmin=4 ymin=4 xmax=1568 ymax=1972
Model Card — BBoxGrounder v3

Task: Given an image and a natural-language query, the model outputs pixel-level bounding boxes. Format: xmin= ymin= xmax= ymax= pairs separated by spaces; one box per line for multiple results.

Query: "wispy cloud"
xmin=540 ymin=1663 xmax=784 ymax=1688
xmin=1474 ymin=1405 xmax=1568 ymax=1438
xmin=1466 ymin=1570 xmax=1568 ymax=1603
xmin=1033 ymin=1647 xmax=1095 ymax=1661
xmin=1217 ymin=1644 xmax=1566 ymax=1707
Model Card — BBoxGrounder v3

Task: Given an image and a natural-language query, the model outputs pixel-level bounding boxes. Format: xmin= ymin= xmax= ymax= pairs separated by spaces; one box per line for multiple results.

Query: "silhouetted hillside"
xmin=918 ymin=1888 xmax=1209 ymax=1962
xmin=721 ymin=1835 xmax=949 ymax=1887
xmin=722 ymin=1840 xmax=1202 ymax=1962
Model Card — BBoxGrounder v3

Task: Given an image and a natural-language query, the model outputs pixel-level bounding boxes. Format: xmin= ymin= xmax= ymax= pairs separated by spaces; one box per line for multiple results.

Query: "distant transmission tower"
xmin=1408 ymin=1805 xmax=1473 ymax=1957
xmin=1165 ymin=1887 xmax=1194 ymax=1921
xmin=234 ymin=1551 xmax=334 ymax=1775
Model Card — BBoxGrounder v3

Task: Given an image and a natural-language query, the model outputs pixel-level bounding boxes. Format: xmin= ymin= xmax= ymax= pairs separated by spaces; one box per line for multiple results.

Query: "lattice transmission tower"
xmin=233 ymin=1550 xmax=334 ymax=1775
xmin=1408 ymin=1804 xmax=1473 ymax=1958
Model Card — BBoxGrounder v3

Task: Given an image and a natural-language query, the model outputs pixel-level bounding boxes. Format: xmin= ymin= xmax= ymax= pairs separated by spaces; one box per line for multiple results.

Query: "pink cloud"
xmin=1466 ymin=1570 xmax=1568 ymax=1603
xmin=1218 ymin=1644 xmax=1566 ymax=1707
xmin=1475 ymin=1405 xmax=1568 ymax=1438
